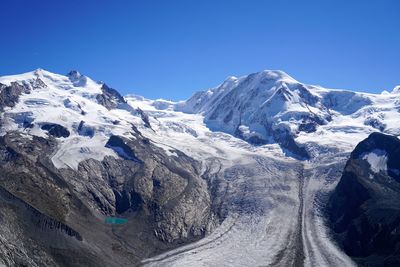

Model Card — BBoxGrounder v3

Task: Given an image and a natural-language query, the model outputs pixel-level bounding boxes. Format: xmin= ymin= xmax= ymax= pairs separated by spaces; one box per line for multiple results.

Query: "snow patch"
xmin=362 ymin=149 xmax=388 ymax=174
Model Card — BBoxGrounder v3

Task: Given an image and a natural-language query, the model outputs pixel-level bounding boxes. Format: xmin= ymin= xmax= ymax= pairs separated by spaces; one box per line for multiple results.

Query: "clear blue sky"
xmin=0 ymin=0 xmax=399 ymax=100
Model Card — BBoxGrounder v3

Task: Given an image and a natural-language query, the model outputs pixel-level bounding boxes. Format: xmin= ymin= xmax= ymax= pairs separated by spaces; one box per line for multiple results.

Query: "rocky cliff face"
xmin=0 ymin=129 xmax=217 ymax=266
xmin=0 ymin=70 xmax=218 ymax=266
xmin=0 ymin=82 xmax=27 ymax=111
xmin=328 ymin=132 xmax=400 ymax=266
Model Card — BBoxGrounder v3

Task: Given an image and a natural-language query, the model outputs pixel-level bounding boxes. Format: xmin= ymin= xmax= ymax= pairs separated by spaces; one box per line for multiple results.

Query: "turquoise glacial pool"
xmin=105 ymin=217 xmax=128 ymax=225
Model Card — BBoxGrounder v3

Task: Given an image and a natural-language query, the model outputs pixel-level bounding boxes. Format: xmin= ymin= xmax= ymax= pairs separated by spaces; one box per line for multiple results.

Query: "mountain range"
xmin=0 ymin=69 xmax=399 ymax=267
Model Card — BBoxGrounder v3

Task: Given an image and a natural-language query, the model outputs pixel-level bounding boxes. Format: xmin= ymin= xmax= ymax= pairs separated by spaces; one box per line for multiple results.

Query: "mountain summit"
xmin=177 ymin=69 xmax=399 ymax=158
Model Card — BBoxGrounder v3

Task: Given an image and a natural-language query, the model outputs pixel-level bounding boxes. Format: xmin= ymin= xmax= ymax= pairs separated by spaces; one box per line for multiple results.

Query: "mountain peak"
xmin=34 ymin=68 xmax=44 ymax=73
xmin=258 ymin=70 xmax=297 ymax=83
xmin=67 ymin=70 xmax=82 ymax=80
xmin=33 ymin=68 xmax=54 ymax=77
xmin=223 ymin=75 xmax=238 ymax=82
xmin=392 ymin=85 xmax=400 ymax=94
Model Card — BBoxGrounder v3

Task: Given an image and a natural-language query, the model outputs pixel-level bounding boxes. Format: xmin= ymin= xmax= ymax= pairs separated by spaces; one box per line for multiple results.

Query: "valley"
xmin=0 ymin=69 xmax=399 ymax=266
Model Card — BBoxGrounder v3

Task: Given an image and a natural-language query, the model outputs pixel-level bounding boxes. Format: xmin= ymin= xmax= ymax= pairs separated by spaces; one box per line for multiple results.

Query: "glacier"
xmin=0 ymin=68 xmax=399 ymax=266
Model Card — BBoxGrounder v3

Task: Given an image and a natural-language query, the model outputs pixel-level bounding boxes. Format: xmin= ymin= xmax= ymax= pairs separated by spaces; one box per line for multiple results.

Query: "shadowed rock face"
xmin=100 ymin=133 xmax=217 ymax=242
xmin=0 ymin=129 xmax=217 ymax=266
xmin=96 ymin=83 xmax=127 ymax=110
xmin=271 ymin=128 xmax=310 ymax=159
xmin=0 ymin=78 xmax=47 ymax=111
xmin=0 ymin=82 xmax=26 ymax=111
xmin=328 ymin=132 xmax=400 ymax=266
xmin=41 ymin=123 xmax=70 ymax=138
xmin=137 ymin=107 xmax=151 ymax=128
xmin=0 ymin=133 xmax=112 ymax=266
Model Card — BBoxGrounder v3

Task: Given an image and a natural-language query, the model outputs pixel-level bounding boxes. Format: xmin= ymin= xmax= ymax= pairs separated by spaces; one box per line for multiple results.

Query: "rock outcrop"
xmin=0 ymin=126 xmax=217 ymax=266
xmin=0 ymin=82 xmax=27 ymax=111
xmin=41 ymin=123 xmax=70 ymax=138
xmin=328 ymin=132 xmax=400 ymax=266
xmin=96 ymin=83 xmax=126 ymax=110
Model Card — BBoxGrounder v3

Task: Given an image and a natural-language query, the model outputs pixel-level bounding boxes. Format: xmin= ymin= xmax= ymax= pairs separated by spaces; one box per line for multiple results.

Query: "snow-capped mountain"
xmin=0 ymin=69 xmax=399 ymax=267
xmin=177 ymin=70 xmax=400 ymax=158
xmin=0 ymin=69 xmax=140 ymax=169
